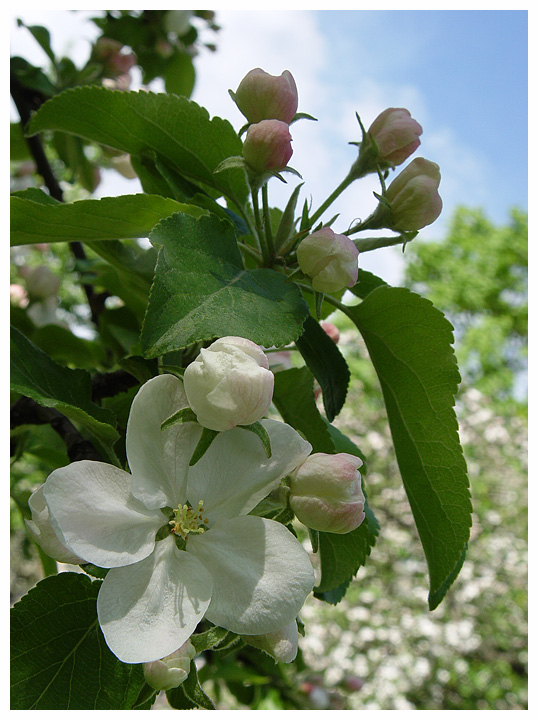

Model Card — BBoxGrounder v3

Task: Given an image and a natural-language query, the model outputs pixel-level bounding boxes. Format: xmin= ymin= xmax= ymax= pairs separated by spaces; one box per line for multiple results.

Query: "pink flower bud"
xmin=296 ymin=228 xmax=359 ymax=293
xmin=289 ymin=453 xmax=365 ymax=534
xmin=242 ymin=120 xmax=293 ymax=173
xmin=385 ymin=157 xmax=443 ymax=231
xmin=243 ymin=620 xmax=298 ymax=663
xmin=321 ymin=322 xmax=340 ymax=344
xmin=367 ymin=108 xmax=422 ymax=167
xmin=233 ymin=68 xmax=298 ymax=124
xmin=143 ymin=640 xmax=196 ymax=691
xmin=183 ymin=336 xmax=274 ymax=431
xmin=10 ymin=284 xmax=29 ymax=308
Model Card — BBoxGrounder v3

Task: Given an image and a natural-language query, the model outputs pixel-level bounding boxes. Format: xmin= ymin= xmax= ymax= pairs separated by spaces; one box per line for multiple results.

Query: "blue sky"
xmin=10 ymin=8 xmax=528 ymax=283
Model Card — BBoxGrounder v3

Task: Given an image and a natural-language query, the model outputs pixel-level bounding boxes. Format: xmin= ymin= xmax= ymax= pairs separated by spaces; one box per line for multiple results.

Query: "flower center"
xmin=169 ymin=500 xmax=209 ymax=540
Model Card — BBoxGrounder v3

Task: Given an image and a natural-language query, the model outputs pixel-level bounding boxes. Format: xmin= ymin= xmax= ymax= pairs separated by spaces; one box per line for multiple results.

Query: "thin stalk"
xmin=252 ymin=190 xmax=269 ymax=264
xmin=308 ymin=172 xmax=355 ymax=227
xmin=261 ymin=183 xmax=275 ymax=258
xmin=296 ymin=282 xmax=352 ymax=315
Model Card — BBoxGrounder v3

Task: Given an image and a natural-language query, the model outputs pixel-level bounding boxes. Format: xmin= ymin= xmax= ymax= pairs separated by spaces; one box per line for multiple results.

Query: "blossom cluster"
xmin=27 ymin=336 xmax=366 ymax=678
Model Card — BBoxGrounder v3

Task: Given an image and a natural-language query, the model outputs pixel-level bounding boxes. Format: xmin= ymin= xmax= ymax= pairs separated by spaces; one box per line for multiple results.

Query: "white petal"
xmin=126 ymin=374 xmax=202 ymax=509
xmin=42 ymin=461 xmax=164 ymax=568
xmin=26 ymin=485 xmax=83 ymax=564
xmin=98 ymin=536 xmax=213 ymax=663
xmin=187 ymin=516 xmax=314 ymax=635
xmin=187 ymin=419 xmax=311 ymax=520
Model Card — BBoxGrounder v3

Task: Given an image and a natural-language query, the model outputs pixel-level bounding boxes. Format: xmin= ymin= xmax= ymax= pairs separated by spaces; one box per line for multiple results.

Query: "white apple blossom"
xmin=37 ymin=374 xmax=314 ymax=664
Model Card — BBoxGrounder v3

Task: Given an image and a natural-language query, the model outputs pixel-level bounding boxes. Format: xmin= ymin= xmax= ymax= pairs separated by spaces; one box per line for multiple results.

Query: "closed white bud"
xmin=183 ymin=336 xmax=274 ymax=431
xmin=143 ymin=640 xmax=196 ymax=691
xmin=297 ymin=228 xmax=359 ymax=293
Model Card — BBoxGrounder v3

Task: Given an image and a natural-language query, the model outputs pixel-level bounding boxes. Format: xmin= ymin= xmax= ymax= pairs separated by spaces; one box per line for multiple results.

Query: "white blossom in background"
xmin=34 ymin=374 xmax=314 ymax=663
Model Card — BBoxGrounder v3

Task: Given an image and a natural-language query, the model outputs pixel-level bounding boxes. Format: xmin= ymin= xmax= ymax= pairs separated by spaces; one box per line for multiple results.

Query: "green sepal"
xmin=191 ymin=625 xmax=233 ymax=653
xmin=290 ymin=112 xmax=318 ymax=123
xmin=181 ymin=662 xmax=216 ymax=710
xmin=237 ymin=421 xmax=272 ymax=458
xmin=308 ymin=527 xmax=319 ymax=554
xmin=189 ymin=427 xmax=219 ymax=466
xmin=161 ymin=406 xmax=198 ymax=431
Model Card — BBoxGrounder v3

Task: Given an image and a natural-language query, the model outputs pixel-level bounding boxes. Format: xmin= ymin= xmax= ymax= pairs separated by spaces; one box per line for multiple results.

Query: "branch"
xmin=10 ymin=396 xmax=103 ymax=462
xmin=10 ymin=73 xmax=108 ymax=325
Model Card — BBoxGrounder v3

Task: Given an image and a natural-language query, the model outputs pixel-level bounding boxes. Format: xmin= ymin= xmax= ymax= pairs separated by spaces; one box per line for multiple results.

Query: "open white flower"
xmin=38 ymin=374 xmax=314 ymax=664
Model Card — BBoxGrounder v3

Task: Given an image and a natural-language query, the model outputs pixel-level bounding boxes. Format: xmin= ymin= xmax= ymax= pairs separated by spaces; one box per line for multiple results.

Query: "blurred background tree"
xmin=404 ymin=207 xmax=527 ymax=413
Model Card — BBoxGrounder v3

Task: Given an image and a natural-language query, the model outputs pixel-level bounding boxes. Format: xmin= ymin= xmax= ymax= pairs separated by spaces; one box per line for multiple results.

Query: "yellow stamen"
xmin=169 ymin=500 xmax=208 ymax=540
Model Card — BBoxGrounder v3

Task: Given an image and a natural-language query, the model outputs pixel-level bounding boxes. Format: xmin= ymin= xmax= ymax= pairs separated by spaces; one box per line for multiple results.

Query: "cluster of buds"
xmin=231 ymin=69 xmax=298 ymax=176
xmin=91 ymin=38 xmax=136 ymax=90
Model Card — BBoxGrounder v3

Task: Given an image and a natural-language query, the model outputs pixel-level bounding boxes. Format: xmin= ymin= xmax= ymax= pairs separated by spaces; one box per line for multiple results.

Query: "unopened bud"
xmin=143 ymin=640 xmax=196 ymax=691
xmin=289 ymin=453 xmax=365 ymax=534
xmin=26 ymin=486 xmax=83 ymax=564
xmin=364 ymin=157 xmax=442 ymax=232
xmin=164 ymin=10 xmax=193 ymax=37
xmin=297 ymin=228 xmax=359 ymax=293
xmin=25 ymin=266 xmax=60 ymax=301
xmin=243 ymin=620 xmax=298 ymax=663
xmin=232 ymin=68 xmax=298 ymax=124
xmin=367 ymin=108 xmax=422 ymax=168
xmin=321 ymin=322 xmax=340 ymax=344
xmin=242 ymin=120 xmax=293 ymax=173
xmin=183 ymin=336 xmax=274 ymax=431
xmin=384 ymin=157 xmax=442 ymax=231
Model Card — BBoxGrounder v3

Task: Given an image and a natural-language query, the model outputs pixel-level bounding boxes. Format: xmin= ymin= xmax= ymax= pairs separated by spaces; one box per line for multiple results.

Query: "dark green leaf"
xmin=296 ymin=314 xmax=350 ymax=422
xmin=10 ymin=326 xmax=119 ymax=448
xmin=314 ymin=500 xmax=380 ymax=595
xmin=27 ymin=86 xmax=249 ymax=209
xmin=141 ymin=212 xmax=308 ymax=356
xmin=10 ymin=123 xmax=32 ymax=161
xmin=161 ymin=407 xmax=198 ymax=431
xmin=10 ymin=193 xmax=195 ymax=245
xmin=189 ymin=427 xmax=219 ymax=466
xmin=272 ymin=367 xmax=335 ymax=453
xmin=164 ymin=51 xmax=196 ymax=97
xmin=346 ymin=286 xmax=472 ymax=607
xmin=10 ymin=573 xmax=146 ymax=709
xmin=350 ymin=268 xmax=389 ymax=299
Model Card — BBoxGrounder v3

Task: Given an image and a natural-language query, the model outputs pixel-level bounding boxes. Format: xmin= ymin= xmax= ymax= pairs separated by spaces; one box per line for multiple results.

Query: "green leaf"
xmin=314 ymin=501 xmax=380 ymax=596
xmin=30 ymin=324 xmax=107 ymax=369
xmin=10 ymin=326 xmax=119 ymax=449
xmin=164 ymin=51 xmax=196 ymax=97
xmin=350 ymin=268 xmax=389 ymax=299
xmin=27 ymin=86 xmax=249 ymax=209
xmin=141 ymin=212 xmax=308 ymax=356
xmin=346 ymin=286 xmax=472 ymax=608
xmin=296 ymin=314 xmax=350 ymax=422
xmin=10 ymin=573 xmax=146 ymax=709
xmin=190 ymin=625 xmax=231 ymax=653
xmin=10 ymin=123 xmax=32 ymax=161
xmin=10 ymin=193 xmax=196 ymax=246
xmin=272 ymin=367 xmax=335 ymax=453
xmin=312 ymin=424 xmax=379 ymax=598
